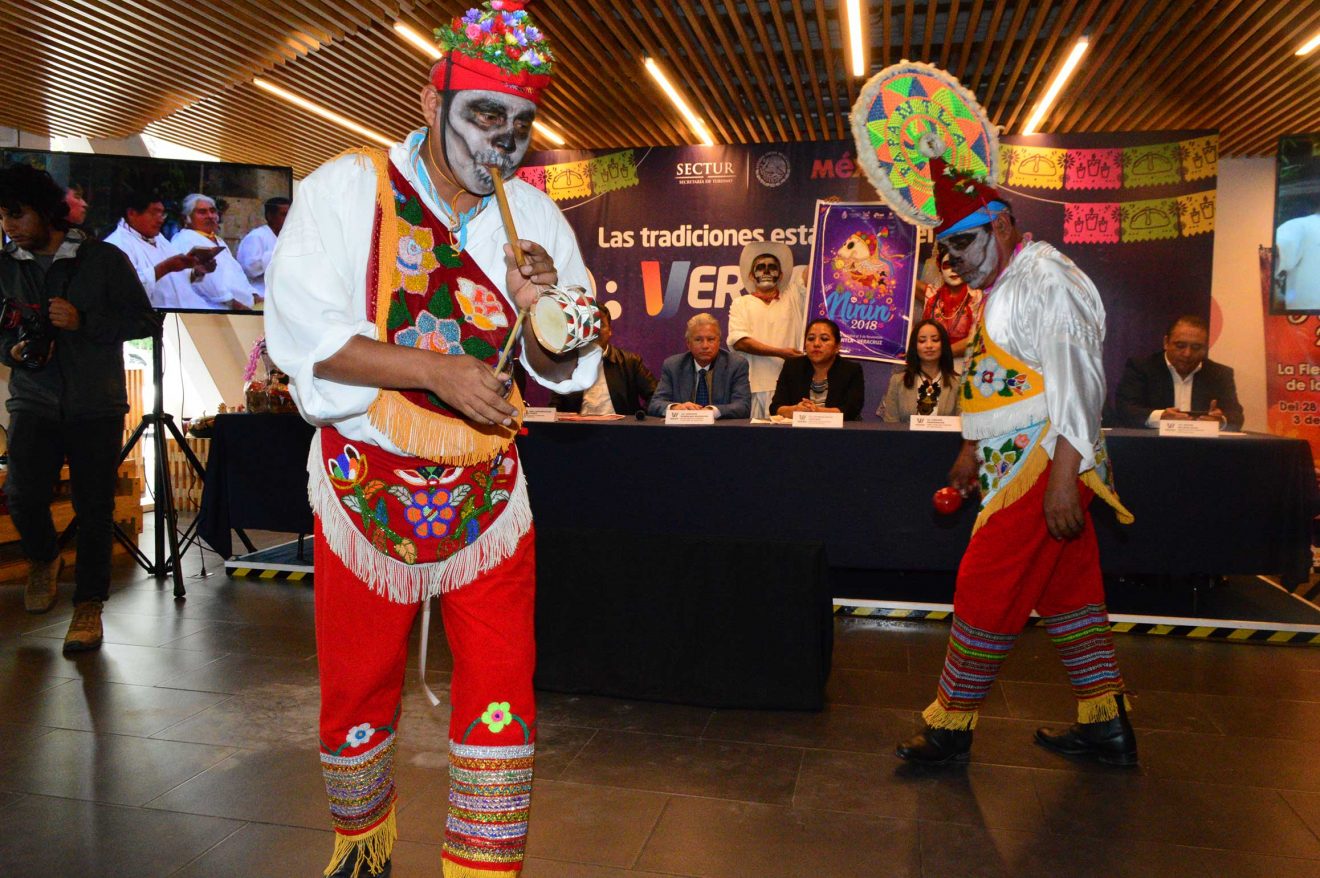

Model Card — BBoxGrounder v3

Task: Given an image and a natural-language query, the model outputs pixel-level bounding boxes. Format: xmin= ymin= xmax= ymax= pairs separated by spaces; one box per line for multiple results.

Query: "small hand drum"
xmin=530 ymin=285 xmax=601 ymax=354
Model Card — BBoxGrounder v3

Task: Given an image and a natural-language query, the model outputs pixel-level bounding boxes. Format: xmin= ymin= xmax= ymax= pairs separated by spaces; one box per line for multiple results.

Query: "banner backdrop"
xmin=523 ymin=134 xmax=1215 ymax=417
xmin=806 ymin=201 xmax=918 ymax=362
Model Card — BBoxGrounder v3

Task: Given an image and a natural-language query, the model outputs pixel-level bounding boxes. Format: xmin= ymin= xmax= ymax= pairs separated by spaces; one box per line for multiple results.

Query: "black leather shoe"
xmin=896 ymin=726 xmax=972 ymax=764
xmin=1034 ymin=694 xmax=1138 ymax=766
xmin=327 ymin=848 xmax=392 ymax=877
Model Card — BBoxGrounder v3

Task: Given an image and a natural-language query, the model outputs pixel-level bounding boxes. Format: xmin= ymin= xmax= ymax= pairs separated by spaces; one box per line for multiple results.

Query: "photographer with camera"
xmin=0 ymin=163 xmax=161 ymax=651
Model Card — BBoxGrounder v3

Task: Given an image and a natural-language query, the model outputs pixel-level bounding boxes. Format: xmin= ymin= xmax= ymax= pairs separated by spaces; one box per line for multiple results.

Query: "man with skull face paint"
xmin=896 ymin=159 xmax=1136 ymax=768
xmin=264 ymin=4 xmax=600 ymax=876
xmin=727 ymin=241 xmax=806 ymax=419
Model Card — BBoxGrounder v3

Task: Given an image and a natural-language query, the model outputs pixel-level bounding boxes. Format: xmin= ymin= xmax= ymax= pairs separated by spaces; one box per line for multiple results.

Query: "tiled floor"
xmin=2 ymin=547 xmax=1319 ymax=877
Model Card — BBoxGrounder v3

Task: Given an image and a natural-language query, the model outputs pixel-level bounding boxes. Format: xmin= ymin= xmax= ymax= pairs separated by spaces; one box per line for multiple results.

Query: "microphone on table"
xmin=634 ymin=410 xmax=646 ymax=420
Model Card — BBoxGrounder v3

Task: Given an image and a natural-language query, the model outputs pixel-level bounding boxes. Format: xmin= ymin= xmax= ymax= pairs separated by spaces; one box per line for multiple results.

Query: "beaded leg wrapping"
xmin=1041 ymin=603 xmax=1129 ymax=723
xmin=321 ymin=729 xmax=399 ymax=877
xmin=443 ymin=740 xmax=534 ymax=877
xmin=925 ymin=615 xmax=1017 ymax=730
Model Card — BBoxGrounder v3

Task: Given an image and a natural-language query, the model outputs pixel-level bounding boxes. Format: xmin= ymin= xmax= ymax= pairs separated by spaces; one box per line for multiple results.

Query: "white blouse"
xmin=263 ymin=133 xmax=600 ymax=455
xmin=964 ymin=240 xmax=1108 ymax=473
xmin=169 ymin=228 xmax=258 ymax=310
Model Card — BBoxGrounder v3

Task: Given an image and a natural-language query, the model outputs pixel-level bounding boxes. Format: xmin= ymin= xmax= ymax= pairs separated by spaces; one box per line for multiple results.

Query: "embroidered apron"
xmin=960 ymin=319 xmax=1132 ymax=532
xmin=313 ymin=151 xmax=532 ymax=601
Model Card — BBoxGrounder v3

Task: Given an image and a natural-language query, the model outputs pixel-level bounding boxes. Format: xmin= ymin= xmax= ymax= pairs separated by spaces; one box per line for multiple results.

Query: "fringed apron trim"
xmin=308 ymin=432 xmax=533 ymax=603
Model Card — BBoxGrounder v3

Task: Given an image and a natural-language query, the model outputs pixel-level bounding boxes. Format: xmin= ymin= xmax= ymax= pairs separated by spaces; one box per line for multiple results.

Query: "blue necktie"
xmin=694 ymin=368 xmax=710 ymax=406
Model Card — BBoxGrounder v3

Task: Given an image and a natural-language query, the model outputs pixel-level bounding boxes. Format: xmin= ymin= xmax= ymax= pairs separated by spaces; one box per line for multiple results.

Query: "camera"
xmin=0 ymin=298 xmax=54 ymax=370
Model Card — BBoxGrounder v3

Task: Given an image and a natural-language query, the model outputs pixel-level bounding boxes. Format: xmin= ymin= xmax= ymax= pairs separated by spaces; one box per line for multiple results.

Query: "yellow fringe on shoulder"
xmin=922 ymin=700 xmax=979 ymax=731
xmin=1076 ymin=691 xmax=1133 ymax=725
xmin=325 ymin=807 xmax=397 ymax=878
xmin=971 ymin=443 xmax=1051 ymax=535
xmin=442 ymin=862 xmax=520 ymax=878
xmin=1082 ymin=470 xmax=1135 ymax=525
xmin=339 ymin=146 xmax=524 ymax=465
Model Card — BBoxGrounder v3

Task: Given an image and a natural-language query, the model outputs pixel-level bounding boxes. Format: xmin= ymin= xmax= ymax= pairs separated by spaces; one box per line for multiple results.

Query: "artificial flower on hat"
xmin=928 ymin=156 xmax=1010 ymax=240
xmin=432 ymin=0 xmax=555 ymax=102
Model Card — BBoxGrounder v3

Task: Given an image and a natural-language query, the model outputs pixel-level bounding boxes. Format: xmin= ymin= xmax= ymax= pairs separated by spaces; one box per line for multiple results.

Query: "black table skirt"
xmin=518 ymin=421 xmax=1315 ymax=585
xmin=196 ymin=413 xmax=315 ymax=557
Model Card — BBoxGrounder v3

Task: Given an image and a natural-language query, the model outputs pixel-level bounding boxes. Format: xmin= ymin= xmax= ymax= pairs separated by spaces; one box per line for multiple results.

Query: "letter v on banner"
xmin=641 ymin=260 xmax=690 ymax=318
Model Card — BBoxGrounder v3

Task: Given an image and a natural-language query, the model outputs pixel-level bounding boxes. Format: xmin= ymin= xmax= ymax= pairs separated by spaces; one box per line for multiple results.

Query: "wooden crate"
xmin=165 ymin=435 xmax=210 ymax=512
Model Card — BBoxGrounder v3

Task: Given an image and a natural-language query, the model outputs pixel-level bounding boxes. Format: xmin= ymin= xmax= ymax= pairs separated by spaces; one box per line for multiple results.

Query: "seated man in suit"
xmin=549 ymin=306 xmax=656 ymax=415
xmin=1115 ymin=314 xmax=1244 ymax=430
xmin=647 ymin=312 xmax=751 ymax=419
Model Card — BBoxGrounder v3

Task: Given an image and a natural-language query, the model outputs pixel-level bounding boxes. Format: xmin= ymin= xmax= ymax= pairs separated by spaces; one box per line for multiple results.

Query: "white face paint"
xmin=751 ymin=255 xmax=782 ymax=292
xmin=440 ymin=89 xmax=537 ymax=194
xmin=940 ymin=226 xmax=999 ymax=289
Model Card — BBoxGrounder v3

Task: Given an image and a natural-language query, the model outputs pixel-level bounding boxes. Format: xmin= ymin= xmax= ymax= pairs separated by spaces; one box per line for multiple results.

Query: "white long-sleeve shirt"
xmin=1277 ymin=213 xmax=1320 ymax=310
xmin=102 ymin=219 xmax=206 ymax=310
xmin=236 ymin=223 xmax=277 ymax=296
xmin=170 ymin=228 xmax=258 ymax=310
xmin=963 ymin=240 xmax=1108 ymax=473
xmin=263 ymin=132 xmax=600 ymax=455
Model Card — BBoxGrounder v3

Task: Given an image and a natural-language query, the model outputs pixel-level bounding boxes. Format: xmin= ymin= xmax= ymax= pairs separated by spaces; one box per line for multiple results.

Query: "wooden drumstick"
xmin=487 ymin=164 xmax=528 ymax=377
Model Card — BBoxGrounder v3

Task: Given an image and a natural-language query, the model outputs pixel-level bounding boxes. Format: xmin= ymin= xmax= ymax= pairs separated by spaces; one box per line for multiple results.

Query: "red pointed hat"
xmin=929 ymin=157 xmax=1009 ymax=239
xmin=431 ymin=1 xmax=554 ymax=105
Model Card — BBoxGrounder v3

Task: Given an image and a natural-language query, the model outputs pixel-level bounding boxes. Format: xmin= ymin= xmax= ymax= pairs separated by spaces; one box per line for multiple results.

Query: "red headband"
xmin=431 ymin=51 xmax=551 ymax=105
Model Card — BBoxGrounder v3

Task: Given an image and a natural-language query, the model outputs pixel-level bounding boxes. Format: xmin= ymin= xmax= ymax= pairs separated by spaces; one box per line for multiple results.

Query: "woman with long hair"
xmin=878 ymin=319 xmax=960 ymax=422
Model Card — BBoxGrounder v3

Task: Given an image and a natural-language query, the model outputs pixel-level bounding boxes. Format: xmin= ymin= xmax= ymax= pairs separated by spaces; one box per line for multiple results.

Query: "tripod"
xmin=113 ymin=330 xmax=205 ymax=598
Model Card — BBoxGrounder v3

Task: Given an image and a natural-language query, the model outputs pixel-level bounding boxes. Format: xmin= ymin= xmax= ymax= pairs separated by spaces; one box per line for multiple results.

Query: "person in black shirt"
xmin=0 ymin=164 xmax=161 ymax=651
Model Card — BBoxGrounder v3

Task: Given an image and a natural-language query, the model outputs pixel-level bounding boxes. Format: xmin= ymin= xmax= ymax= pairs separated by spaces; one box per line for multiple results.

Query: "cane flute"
xmin=487 ymin=164 xmax=528 ymax=378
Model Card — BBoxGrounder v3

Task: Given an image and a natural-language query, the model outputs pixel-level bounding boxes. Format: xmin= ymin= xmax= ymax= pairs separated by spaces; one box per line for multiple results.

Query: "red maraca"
xmin=932 ymin=486 xmax=964 ymax=514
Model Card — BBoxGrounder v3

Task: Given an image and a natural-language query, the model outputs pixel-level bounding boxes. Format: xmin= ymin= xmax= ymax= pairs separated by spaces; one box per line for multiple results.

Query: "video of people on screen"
xmin=0 ymin=149 xmax=292 ymax=314
xmin=1271 ymin=134 xmax=1320 ymax=315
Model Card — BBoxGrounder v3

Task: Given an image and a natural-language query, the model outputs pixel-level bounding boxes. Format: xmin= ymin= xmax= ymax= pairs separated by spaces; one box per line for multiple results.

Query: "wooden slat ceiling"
xmin=3 ymin=1 xmax=1318 ymax=178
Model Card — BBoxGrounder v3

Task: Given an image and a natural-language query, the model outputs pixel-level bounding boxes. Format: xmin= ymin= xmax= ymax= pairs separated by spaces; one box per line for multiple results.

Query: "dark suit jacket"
xmin=548 ymin=344 xmax=657 ymax=415
xmin=647 ymin=349 xmax=751 ymax=419
xmin=768 ymin=355 xmax=866 ymax=420
xmin=1114 ymin=351 xmax=1244 ymax=430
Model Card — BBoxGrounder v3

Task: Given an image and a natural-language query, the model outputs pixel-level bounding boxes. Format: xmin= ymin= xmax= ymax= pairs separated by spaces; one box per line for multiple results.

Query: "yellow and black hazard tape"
xmin=833 ymin=604 xmax=1320 ymax=645
xmin=226 ymin=567 xmax=311 ymax=582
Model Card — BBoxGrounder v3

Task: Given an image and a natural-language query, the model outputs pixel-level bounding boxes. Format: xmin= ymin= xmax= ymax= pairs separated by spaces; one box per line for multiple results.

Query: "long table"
xmin=518 ymin=421 xmax=1316 ymax=586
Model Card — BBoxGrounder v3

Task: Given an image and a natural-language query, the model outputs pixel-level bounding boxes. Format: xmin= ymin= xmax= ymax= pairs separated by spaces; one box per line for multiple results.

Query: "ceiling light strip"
xmin=644 ymin=57 xmax=714 ymax=146
xmin=846 ymin=0 xmax=867 ymax=77
xmin=1022 ymin=37 xmax=1090 ymax=135
xmin=253 ymin=77 xmax=392 ymax=146
xmin=1297 ymin=29 xmax=1320 ymax=57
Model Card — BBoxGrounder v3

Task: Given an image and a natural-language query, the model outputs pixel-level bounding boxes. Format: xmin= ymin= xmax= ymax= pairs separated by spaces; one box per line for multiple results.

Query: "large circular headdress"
xmin=850 ymin=61 xmax=999 ymax=228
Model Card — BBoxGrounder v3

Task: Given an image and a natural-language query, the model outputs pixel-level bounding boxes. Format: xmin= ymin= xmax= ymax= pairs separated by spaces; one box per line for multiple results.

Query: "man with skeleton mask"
xmin=895 ymin=158 xmax=1137 ymax=769
xmin=728 ymin=240 xmax=805 ymax=419
xmin=264 ymin=4 xmax=599 ymax=875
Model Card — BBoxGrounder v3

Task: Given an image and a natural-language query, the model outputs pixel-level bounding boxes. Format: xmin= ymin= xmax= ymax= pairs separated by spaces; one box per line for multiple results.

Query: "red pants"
xmin=927 ymin=467 xmax=1126 ymax=730
xmin=316 ymin=519 xmax=537 ymax=877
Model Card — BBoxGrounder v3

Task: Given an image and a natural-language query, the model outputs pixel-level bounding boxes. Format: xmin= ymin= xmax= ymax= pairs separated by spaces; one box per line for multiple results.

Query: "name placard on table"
xmin=1158 ymin=419 xmax=1220 ymax=438
xmin=792 ymin=411 xmax=844 ymax=429
xmin=665 ymin=408 xmax=717 ymax=425
xmin=523 ymin=407 xmax=558 ymax=423
xmin=910 ymin=415 xmax=962 ymax=432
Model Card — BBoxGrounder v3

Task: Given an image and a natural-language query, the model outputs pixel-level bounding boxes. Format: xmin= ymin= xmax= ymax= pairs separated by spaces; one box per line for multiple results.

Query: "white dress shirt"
xmin=263 ymin=129 xmax=600 ymax=455
xmin=102 ymin=219 xmax=206 ymax=310
xmin=236 ymin=223 xmax=277 ymax=296
xmin=169 ymin=228 xmax=258 ymax=310
xmin=1144 ymin=357 xmax=1202 ymax=427
xmin=579 ymin=353 xmax=616 ymax=416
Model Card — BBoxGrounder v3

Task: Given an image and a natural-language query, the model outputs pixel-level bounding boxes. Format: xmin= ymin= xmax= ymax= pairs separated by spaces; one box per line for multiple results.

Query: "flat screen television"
xmin=1270 ymin=133 xmax=1320 ymax=315
xmin=0 ymin=148 xmax=292 ymax=314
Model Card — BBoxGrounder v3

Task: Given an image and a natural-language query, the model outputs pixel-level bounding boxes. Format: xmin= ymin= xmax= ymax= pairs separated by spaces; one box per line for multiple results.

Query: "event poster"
xmin=806 ymin=201 xmax=917 ymax=362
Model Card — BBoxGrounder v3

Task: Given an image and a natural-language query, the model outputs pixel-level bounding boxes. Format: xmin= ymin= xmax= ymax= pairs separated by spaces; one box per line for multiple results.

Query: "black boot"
xmin=896 ymin=726 xmax=972 ymax=764
xmin=1034 ymin=694 xmax=1138 ymax=766
xmin=327 ymin=847 xmax=392 ymax=877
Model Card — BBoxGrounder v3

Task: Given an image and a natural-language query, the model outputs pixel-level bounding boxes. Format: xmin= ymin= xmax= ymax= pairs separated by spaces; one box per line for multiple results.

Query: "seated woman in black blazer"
xmin=769 ymin=318 xmax=865 ymax=420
